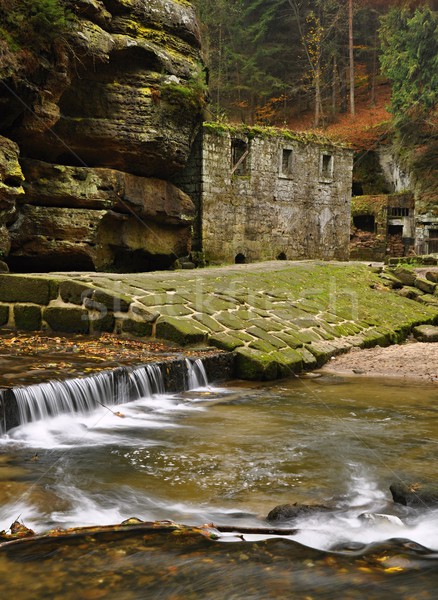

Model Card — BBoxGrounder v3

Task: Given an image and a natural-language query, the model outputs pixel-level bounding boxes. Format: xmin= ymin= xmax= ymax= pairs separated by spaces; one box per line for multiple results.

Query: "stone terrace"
xmin=0 ymin=261 xmax=437 ymax=379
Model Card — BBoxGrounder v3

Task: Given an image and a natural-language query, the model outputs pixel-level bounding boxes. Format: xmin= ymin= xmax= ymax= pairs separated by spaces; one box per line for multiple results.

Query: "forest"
xmin=193 ymin=0 xmax=437 ymax=146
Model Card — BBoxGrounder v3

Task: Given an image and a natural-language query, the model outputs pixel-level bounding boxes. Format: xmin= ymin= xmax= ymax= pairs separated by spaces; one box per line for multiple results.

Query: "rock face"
xmin=0 ymin=137 xmax=24 ymax=260
xmin=0 ymin=0 xmax=204 ymax=272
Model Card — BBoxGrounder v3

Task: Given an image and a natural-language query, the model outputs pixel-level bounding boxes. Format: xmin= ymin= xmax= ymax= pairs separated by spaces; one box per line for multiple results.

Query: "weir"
xmin=0 ymin=355 xmax=228 ymax=434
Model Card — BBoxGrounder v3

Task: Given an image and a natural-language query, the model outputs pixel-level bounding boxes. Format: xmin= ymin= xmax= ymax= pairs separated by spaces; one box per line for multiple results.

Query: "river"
xmin=0 ymin=371 xmax=437 ymax=598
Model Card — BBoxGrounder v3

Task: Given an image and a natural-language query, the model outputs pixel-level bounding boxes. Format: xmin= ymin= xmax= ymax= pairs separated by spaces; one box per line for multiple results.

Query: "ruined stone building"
xmin=350 ymin=148 xmax=437 ymax=261
xmin=175 ymin=124 xmax=354 ymax=264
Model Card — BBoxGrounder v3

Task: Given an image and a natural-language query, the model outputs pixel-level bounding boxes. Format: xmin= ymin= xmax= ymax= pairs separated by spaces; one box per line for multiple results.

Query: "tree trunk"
xmin=348 ymin=0 xmax=355 ymax=116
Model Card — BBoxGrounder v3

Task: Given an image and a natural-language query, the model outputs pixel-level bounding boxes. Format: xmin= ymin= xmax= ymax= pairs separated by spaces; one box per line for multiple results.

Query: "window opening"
xmin=280 ymin=149 xmax=293 ymax=177
xmin=320 ymin=153 xmax=334 ymax=179
xmin=388 ymin=207 xmax=410 ymax=217
xmin=353 ymin=215 xmax=375 ymax=233
xmin=428 ymin=229 xmax=438 ymax=254
xmin=231 ymin=139 xmax=249 ymax=176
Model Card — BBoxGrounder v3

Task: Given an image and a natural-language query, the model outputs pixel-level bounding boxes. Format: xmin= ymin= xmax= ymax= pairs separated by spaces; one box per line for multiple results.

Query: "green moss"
xmin=209 ymin=334 xmax=244 ymax=351
xmin=121 ymin=318 xmax=152 ymax=338
xmin=351 ymin=195 xmax=388 ymax=217
xmin=0 ymin=275 xmax=50 ymax=305
xmin=155 ymin=317 xmax=206 ymax=345
xmin=235 ymin=347 xmax=278 ymax=380
xmin=203 ymin=122 xmax=349 ymax=149
xmin=44 ymin=306 xmax=89 ymax=334
xmin=161 ymin=65 xmax=208 ymax=113
xmin=14 ymin=304 xmax=42 ymax=331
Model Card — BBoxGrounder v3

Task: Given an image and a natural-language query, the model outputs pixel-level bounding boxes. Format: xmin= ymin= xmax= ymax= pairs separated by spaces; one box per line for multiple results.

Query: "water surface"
xmin=0 ymin=374 xmax=437 ymax=598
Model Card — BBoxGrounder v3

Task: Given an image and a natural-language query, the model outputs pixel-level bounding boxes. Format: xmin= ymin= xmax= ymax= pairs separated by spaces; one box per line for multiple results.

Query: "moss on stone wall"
xmin=202 ymin=122 xmax=349 ymax=149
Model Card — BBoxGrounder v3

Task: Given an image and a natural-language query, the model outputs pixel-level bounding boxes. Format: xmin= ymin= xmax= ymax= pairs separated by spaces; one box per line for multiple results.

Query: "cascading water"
xmin=185 ymin=358 xmax=209 ymax=389
xmin=1 ymin=359 xmax=209 ymax=431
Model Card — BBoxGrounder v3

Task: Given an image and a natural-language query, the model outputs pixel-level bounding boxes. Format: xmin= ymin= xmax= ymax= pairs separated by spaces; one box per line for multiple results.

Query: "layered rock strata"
xmin=0 ymin=0 xmax=204 ymax=272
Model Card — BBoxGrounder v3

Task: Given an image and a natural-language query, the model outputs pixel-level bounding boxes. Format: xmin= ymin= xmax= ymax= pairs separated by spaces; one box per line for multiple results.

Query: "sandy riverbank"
xmin=320 ymin=340 xmax=437 ymax=383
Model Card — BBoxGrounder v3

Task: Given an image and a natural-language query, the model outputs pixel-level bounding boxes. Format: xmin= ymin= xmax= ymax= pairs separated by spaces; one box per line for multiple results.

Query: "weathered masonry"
xmin=174 ymin=124 xmax=354 ymax=264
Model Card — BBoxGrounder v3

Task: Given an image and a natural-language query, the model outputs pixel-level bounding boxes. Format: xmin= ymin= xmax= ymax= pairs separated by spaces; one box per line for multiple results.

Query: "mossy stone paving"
xmin=0 ymin=261 xmax=437 ymax=379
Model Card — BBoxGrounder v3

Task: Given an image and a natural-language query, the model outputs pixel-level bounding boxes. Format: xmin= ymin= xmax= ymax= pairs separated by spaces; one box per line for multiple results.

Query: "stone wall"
xmin=350 ymin=193 xmax=415 ymax=261
xmin=190 ymin=125 xmax=353 ymax=264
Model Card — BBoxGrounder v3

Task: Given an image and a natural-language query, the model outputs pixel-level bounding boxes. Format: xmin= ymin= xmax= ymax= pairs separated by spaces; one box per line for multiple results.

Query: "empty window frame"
xmin=320 ymin=153 xmax=334 ymax=180
xmin=280 ymin=148 xmax=293 ymax=178
xmin=388 ymin=207 xmax=410 ymax=217
xmin=428 ymin=229 xmax=438 ymax=254
xmin=231 ymin=139 xmax=249 ymax=176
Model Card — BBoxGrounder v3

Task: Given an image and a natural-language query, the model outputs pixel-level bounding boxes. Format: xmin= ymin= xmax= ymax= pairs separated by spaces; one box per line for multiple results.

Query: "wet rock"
xmin=358 ymin=512 xmax=404 ymax=526
xmin=390 ymin=482 xmax=438 ymax=508
xmin=266 ymin=503 xmax=330 ymax=523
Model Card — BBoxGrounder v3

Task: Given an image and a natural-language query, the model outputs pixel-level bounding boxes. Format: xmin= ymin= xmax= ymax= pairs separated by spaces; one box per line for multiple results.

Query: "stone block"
xmin=413 ymin=325 xmax=438 ymax=343
xmin=14 ymin=304 xmax=42 ymax=331
xmin=209 ymin=334 xmax=244 ymax=351
xmin=121 ymin=318 xmax=152 ymax=338
xmin=249 ymin=339 xmax=277 ymax=353
xmin=235 ymin=347 xmax=278 ymax=380
xmin=296 ymin=347 xmax=318 ymax=369
xmin=0 ymin=275 xmax=50 ymax=304
xmin=418 ymin=294 xmax=438 ymax=306
xmin=391 ymin=267 xmax=416 ymax=286
xmin=0 ymin=304 xmax=9 ymax=326
xmin=192 ymin=313 xmax=225 ymax=333
xmin=246 ymin=326 xmax=286 ymax=349
xmin=91 ymin=312 xmax=115 ymax=334
xmin=159 ymin=304 xmax=193 ymax=317
xmin=426 ymin=271 xmax=438 ymax=284
xmin=415 ymin=277 xmax=436 ymax=295
xmin=270 ymin=349 xmax=303 ymax=377
xmin=397 ymin=287 xmax=421 ymax=300
xmin=215 ymin=311 xmax=245 ymax=330
xmin=304 ymin=341 xmax=338 ymax=367
xmin=155 ymin=317 xmax=206 ymax=345
xmin=359 ymin=328 xmax=392 ymax=349
xmin=44 ymin=306 xmax=89 ymax=334
xmin=59 ymin=280 xmax=131 ymax=312
xmin=272 ymin=330 xmax=302 ymax=349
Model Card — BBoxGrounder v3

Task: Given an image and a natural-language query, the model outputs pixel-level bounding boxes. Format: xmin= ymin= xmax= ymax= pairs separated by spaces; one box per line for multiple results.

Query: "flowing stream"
xmin=0 ymin=366 xmax=437 ymax=598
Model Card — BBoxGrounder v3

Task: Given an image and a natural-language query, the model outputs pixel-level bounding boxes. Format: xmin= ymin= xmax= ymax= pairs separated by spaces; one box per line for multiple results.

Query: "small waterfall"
xmin=146 ymin=364 xmax=165 ymax=394
xmin=1 ymin=358 xmax=211 ymax=431
xmin=186 ymin=359 xmax=209 ymax=389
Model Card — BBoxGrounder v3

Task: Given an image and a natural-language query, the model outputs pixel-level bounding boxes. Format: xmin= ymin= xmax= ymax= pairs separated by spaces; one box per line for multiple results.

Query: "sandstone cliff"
xmin=0 ymin=0 xmax=205 ymax=272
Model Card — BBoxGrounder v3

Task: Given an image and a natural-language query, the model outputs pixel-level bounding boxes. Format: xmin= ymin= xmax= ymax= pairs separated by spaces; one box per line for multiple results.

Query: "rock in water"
xmin=390 ymin=482 xmax=438 ymax=508
xmin=266 ymin=503 xmax=330 ymax=523
xmin=358 ymin=512 xmax=404 ymax=527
